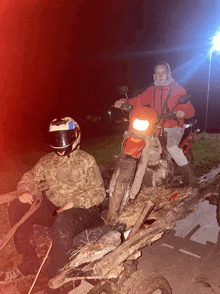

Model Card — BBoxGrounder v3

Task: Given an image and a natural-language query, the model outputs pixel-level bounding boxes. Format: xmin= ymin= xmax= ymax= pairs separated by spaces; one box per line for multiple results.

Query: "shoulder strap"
xmin=161 ymin=85 xmax=172 ymax=113
xmin=153 ymin=87 xmax=156 ymax=109
xmin=171 ymin=101 xmax=181 ymax=112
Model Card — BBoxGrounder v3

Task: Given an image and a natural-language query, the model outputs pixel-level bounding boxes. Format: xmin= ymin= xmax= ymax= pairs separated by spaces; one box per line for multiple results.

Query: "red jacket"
xmin=123 ymin=81 xmax=195 ymax=128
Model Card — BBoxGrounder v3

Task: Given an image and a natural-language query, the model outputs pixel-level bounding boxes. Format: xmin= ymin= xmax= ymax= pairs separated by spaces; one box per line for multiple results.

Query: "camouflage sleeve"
xmin=79 ymin=157 xmax=106 ymax=208
xmin=16 ymin=156 xmax=46 ymax=198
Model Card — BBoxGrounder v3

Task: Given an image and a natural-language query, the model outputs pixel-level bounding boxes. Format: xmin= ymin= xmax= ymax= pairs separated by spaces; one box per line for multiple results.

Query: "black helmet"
xmin=48 ymin=117 xmax=81 ymax=156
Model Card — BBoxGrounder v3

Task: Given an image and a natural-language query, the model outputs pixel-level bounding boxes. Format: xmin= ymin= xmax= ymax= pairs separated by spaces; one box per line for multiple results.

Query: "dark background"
xmin=0 ymin=0 xmax=220 ymax=155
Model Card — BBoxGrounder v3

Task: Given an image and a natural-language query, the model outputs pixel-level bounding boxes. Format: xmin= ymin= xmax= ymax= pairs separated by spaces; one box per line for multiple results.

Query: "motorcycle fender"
xmin=123 ymin=136 xmax=146 ymax=158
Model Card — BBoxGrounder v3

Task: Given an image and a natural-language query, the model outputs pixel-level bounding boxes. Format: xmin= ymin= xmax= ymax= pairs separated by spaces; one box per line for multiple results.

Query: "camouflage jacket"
xmin=17 ymin=150 xmax=106 ymax=208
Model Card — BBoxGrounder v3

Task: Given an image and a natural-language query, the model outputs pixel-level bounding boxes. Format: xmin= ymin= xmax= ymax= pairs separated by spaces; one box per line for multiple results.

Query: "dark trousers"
xmin=9 ymin=198 xmax=101 ymax=278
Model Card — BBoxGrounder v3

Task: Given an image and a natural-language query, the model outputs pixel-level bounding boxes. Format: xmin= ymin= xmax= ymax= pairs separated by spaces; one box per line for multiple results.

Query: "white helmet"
xmin=48 ymin=117 xmax=81 ymax=156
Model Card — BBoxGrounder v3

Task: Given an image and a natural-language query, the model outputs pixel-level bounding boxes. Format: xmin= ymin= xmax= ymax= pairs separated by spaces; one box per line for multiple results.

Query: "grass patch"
xmin=81 ymin=132 xmax=220 ymax=175
xmin=81 ymin=134 xmax=123 ymax=165
xmin=192 ymin=132 xmax=220 ymax=175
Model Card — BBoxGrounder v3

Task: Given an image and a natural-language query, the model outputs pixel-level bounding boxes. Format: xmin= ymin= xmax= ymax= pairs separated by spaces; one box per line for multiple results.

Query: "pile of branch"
xmin=93 ymin=184 xmax=215 ymax=278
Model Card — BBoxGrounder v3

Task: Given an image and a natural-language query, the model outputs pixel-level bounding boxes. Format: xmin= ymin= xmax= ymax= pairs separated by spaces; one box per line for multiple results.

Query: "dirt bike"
xmin=106 ymin=89 xmax=199 ymax=223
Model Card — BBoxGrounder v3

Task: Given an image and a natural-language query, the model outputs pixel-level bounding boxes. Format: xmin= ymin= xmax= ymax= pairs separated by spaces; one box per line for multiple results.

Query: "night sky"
xmin=0 ymin=0 xmax=220 ymax=153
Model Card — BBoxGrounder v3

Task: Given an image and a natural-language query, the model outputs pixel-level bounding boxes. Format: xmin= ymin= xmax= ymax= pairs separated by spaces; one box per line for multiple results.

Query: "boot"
xmin=182 ymin=164 xmax=198 ymax=188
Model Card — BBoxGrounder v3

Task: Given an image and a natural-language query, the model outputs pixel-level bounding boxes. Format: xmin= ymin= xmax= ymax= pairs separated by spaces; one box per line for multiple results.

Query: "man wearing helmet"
xmin=0 ymin=117 xmax=106 ymax=292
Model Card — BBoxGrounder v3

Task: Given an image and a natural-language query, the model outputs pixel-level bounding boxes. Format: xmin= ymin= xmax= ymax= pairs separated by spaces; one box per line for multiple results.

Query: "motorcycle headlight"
xmin=133 ymin=119 xmax=150 ymax=131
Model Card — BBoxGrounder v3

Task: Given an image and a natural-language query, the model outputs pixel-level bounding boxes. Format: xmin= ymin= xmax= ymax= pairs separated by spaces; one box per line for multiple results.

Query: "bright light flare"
xmin=133 ymin=119 xmax=149 ymax=131
xmin=213 ymin=31 xmax=220 ymax=51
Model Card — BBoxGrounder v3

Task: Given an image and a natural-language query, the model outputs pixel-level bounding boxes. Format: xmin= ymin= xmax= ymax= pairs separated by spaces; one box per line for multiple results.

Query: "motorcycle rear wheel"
xmin=106 ymin=156 xmax=136 ymax=224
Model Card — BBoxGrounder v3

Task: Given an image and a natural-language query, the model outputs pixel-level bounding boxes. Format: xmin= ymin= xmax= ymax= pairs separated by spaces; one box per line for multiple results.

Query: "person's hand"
xmin=19 ymin=192 xmax=34 ymax=204
xmin=114 ymin=100 xmax=124 ymax=109
xmin=56 ymin=201 xmax=74 ymax=215
xmin=176 ymin=110 xmax=185 ymax=118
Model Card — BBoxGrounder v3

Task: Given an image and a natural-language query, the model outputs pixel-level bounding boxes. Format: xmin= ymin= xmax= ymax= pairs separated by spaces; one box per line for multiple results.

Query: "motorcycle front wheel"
xmin=106 ymin=156 xmax=136 ymax=224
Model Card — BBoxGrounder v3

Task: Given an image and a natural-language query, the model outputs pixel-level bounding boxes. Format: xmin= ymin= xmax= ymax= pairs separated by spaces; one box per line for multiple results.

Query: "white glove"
xmin=114 ymin=100 xmax=124 ymax=109
xmin=176 ymin=110 xmax=185 ymax=118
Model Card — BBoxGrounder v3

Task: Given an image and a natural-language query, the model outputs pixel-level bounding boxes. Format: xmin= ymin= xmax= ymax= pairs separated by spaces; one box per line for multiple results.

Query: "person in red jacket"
xmin=115 ymin=62 xmax=197 ymax=187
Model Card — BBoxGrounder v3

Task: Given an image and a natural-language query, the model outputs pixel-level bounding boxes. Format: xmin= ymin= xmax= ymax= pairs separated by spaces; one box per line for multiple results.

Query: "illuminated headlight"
xmin=133 ymin=119 xmax=150 ymax=131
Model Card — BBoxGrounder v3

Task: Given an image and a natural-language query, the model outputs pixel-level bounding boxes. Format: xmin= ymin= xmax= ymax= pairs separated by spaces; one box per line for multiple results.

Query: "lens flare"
xmin=171 ymin=54 xmax=207 ymax=85
xmin=213 ymin=31 xmax=220 ymax=51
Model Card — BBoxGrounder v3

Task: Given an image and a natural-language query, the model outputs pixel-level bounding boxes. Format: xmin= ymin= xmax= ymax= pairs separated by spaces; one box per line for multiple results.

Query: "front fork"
xmin=129 ymin=139 xmax=151 ymax=200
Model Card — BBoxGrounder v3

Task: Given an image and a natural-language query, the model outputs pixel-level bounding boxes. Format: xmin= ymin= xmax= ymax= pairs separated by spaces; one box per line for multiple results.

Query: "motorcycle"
xmin=106 ymin=88 xmax=199 ymax=223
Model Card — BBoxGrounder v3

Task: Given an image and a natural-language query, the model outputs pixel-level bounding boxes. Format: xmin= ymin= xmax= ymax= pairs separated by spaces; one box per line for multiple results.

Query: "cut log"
xmin=128 ymin=200 xmax=155 ymax=238
xmin=68 ymin=231 xmax=121 ymax=268
xmin=49 ymin=231 xmax=122 ymax=289
xmin=93 ymin=184 xmax=213 ymax=278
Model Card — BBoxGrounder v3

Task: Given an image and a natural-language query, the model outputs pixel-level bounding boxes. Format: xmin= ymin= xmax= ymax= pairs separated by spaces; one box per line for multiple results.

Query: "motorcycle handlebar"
xmin=120 ymin=103 xmax=177 ymax=121
xmin=157 ymin=112 xmax=177 ymax=120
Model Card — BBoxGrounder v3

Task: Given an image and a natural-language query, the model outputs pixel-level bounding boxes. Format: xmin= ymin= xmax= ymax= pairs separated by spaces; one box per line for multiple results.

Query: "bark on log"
xmin=93 ymin=184 xmax=212 ymax=278
xmin=128 ymin=201 xmax=155 ymax=238
xmin=0 ymin=199 xmax=42 ymax=252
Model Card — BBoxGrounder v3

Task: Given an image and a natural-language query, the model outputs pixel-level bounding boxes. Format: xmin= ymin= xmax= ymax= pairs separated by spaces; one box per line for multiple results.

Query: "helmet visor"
xmin=48 ymin=129 xmax=78 ymax=148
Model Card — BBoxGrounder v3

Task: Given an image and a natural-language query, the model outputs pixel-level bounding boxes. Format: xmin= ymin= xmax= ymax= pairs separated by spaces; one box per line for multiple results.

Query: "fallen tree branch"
xmin=28 ymin=241 xmax=52 ymax=294
xmin=0 ymin=199 xmax=42 ymax=252
xmin=93 ymin=184 xmax=213 ymax=278
xmin=128 ymin=200 xmax=155 ymax=238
